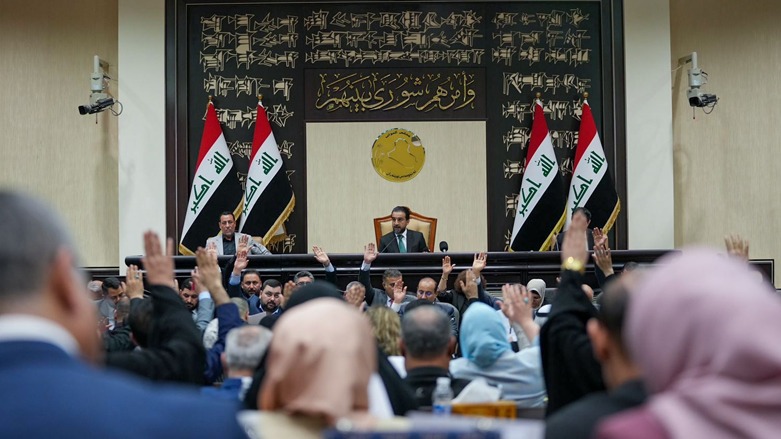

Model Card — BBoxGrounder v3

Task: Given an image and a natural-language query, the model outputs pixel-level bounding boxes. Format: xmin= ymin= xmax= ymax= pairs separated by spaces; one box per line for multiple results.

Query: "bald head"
xmin=401 ymin=305 xmax=451 ymax=359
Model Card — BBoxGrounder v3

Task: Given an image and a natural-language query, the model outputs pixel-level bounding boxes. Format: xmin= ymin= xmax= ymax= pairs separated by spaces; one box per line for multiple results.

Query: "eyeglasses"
xmin=295 ymin=280 xmax=313 ymax=287
xmin=417 ymin=290 xmax=435 ymax=297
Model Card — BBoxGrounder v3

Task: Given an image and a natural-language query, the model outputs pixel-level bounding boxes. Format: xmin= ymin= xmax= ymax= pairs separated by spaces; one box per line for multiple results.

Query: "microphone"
xmin=439 ymin=241 xmax=449 ymax=252
xmin=379 ymin=238 xmax=394 ymax=253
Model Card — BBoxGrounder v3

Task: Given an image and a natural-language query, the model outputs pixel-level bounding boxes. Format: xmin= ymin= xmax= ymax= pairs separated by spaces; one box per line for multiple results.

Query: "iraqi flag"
xmin=179 ymin=101 xmax=243 ymax=255
xmin=239 ymin=100 xmax=295 ymax=245
xmin=564 ymin=100 xmax=620 ymax=231
xmin=510 ymin=100 xmax=567 ymax=251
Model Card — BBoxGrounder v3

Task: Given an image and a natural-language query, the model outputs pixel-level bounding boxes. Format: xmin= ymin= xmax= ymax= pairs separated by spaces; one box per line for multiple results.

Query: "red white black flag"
xmin=180 ymin=101 xmax=243 ymax=255
xmin=510 ymin=100 xmax=567 ymax=251
xmin=239 ymin=100 xmax=295 ymax=244
xmin=564 ymin=100 xmax=620 ymax=231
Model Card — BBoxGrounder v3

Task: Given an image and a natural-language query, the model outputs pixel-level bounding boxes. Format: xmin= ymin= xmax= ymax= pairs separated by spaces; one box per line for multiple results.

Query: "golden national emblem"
xmin=371 ymin=128 xmax=426 ymax=183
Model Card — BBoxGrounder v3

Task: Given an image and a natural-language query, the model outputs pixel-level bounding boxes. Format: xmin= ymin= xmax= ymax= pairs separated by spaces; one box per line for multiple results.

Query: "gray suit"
xmin=205 ymin=232 xmax=271 ymax=255
xmin=191 ymin=296 xmax=214 ymax=334
xmin=359 ymin=268 xmax=416 ymax=308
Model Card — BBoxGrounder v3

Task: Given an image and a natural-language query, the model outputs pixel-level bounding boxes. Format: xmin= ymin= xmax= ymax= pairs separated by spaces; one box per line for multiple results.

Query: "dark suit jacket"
xmin=554 ymin=229 xmax=608 ymax=288
xmin=554 ymin=229 xmax=595 ymax=251
xmin=403 ymin=366 xmax=471 ymax=409
xmin=540 ymin=270 xmax=605 ymax=416
xmin=359 ymin=268 xmax=416 ymax=307
xmin=545 ymin=379 xmax=647 ymax=439
xmin=379 ymin=229 xmax=429 ymax=253
xmin=0 ymin=340 xmax=246 ymax=438
xmin=106 ymin=284 xmax=206 ymax=385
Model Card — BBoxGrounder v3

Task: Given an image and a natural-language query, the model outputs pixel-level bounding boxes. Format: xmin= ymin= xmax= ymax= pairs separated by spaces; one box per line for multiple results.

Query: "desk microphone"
xmin=439 ymin=241 xmax=449 ymax=252
xmin=379 ymin=238 xmax=395 ymax=253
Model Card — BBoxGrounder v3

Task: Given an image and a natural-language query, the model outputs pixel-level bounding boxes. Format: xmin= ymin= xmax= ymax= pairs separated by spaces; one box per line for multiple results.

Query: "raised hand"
xmin=392 ymin=281 xmax=407 ymax=304
xmin=194 ymin=247 xmax=229 ymax=305
xmin=236 ymin=234 xmax=250 ymax=253
xmin=312 ymin=245 xmax=331 ymax=266
xmin=725 ymin=234 xmax=749 ymax=261
xmin=345 ymin=283 xmax=366 ymax=309
xmin=442 ymin=255 xmax=455 ymax=277
xmin=592 ymin=243 xmax=614 ymax=276
xmin=206 ymin=240 xmax=219 ymax=260
xmin=141 ymin=231 xmax=176 ymax=289
xmin=363 ymin=242 xmax=378 ymax=264
xmin=500 ymin=283 xmax=540 ymax=341
xmin=500 ymin=283 xmax=533 ymax=325
xmin=281 ymin=280 xmax=296 ymax=308
xmin=561 ymin=220 xmax=588 ymax=267
xmin=125 ymin=264 xmax=144 ymax=300
xmin=232 ymin=248 xmax=249 ymax=276
xmin=458 ymin=269 xmax=479 ymax=300
xmin=592 ymin=227 xmax=607 ymax=248
xmin=472 ymin=252 xmax=487 ymax=274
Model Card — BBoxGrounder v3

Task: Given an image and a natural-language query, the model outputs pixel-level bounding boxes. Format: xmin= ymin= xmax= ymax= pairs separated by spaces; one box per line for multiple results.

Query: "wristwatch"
xmin=561 ymin=256 xmax=585 ymax=274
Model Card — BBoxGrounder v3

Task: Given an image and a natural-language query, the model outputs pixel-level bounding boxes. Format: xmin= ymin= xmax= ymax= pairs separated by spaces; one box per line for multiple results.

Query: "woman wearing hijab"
xmin=244 ymin=298 xmax=407 ymax=438
xmin=450 ymin=302 xmax=546 ymax=407
xmin=596 ymin=249 xmax=781 ymax=439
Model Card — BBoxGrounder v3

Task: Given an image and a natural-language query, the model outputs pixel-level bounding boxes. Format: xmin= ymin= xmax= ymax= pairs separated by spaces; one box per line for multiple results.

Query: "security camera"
xmin=78 ymin=97 xmax=115 ymax=115
xmin=679 ymin=52 xmax=718 ymax=109
xmin=78 ymin=55 xmax=121 ymax=116
xmin=687 ymin=89 xmax=718 ymax=108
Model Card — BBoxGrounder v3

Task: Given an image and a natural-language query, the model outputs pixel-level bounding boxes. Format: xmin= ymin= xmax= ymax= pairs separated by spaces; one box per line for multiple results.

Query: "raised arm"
xmin=194 ymin=247 xmax=242 ymax=384
xmin=438 ymin=256 xmax=454 ymax=293
xmin=540 ymin=217 xmax=605 ymax=414
xmin=471 ymin=252 xmax=497 ymax=307
xmin=313 ymin=245 xmax=338 ymax=287
xmin=106 ymin=232 xmax=206 ymax=385
xmin=359 ymin=243 xmax=378 ymax=306
xmin=501 ymin=283 xmax=540 ymax=343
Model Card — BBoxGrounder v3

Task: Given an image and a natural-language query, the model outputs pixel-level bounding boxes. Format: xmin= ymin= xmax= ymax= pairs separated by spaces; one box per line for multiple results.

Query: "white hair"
xmin=225 ymin=326 xmax=273 ymax=371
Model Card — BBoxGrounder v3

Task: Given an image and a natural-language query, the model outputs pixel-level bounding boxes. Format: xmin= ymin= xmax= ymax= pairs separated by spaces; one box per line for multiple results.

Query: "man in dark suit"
xmin=379 ymin=206 xmax=429 ymax=253
xmin=0 ymin=191 xmax=245 ymax=438
xmin=545 ymin=276 xmax=646 ymax=439
xmin=400 ymin=304 xmax=470 ymax=408
xmin=359 ymin=243 xmax=416 ymax=309
xmin=554 ymin=207 xmax=596 ymax=250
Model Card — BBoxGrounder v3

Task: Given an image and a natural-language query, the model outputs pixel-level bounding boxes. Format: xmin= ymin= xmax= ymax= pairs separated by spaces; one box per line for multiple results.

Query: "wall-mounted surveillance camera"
xmin=687 ymin=89 xmax=718 ymax=108
xmin=78 ymin=55 xmax=122 ymax=117
xmin=679 ymin=52 xmax=718 ymax=110
xmin=78 ymin=98 xmax=116 ymax=115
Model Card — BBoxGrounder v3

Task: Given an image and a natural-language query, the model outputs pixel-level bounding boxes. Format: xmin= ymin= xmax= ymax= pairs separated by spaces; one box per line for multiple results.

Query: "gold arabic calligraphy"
xmin=315 ymin=71 xmax=477 ymax=113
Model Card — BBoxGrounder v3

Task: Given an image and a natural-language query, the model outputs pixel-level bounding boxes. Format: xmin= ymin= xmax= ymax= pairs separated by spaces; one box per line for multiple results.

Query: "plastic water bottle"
xmin=432 ymin=377 xmax=453 ymax=416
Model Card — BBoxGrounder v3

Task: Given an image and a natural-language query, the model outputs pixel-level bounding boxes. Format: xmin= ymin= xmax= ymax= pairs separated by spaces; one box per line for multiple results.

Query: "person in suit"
xmin=398 ymin=279 xmax=459 ymax=338
xmin=178 ymin=277 xmax=214 ymax=334
xmin=0 ymin=191 xmax=245 ymax=438
xmin=554 ymin=207 xmax=596 ymax=250
xmin=359 ymin=243 xmax=416 ymax=309
xmin=205 ymin=211 xmax=271 ymax=255
xmin=400 ymin=304 xmax=470 ymax=408
xmin=378 ymin=206 xmax=429 ymax=253
xmin=545 ymin=278 xmax=646 ymax=439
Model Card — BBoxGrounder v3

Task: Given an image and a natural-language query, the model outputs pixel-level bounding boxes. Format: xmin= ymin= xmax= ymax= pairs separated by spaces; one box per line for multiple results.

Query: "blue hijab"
xmin=459 ymin=302 xmax=512 ymax=368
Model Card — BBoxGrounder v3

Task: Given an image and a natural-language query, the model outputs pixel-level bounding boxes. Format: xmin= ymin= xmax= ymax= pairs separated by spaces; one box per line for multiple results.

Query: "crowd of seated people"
xmin=3 ymin=191 xmax=780 ymax=438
